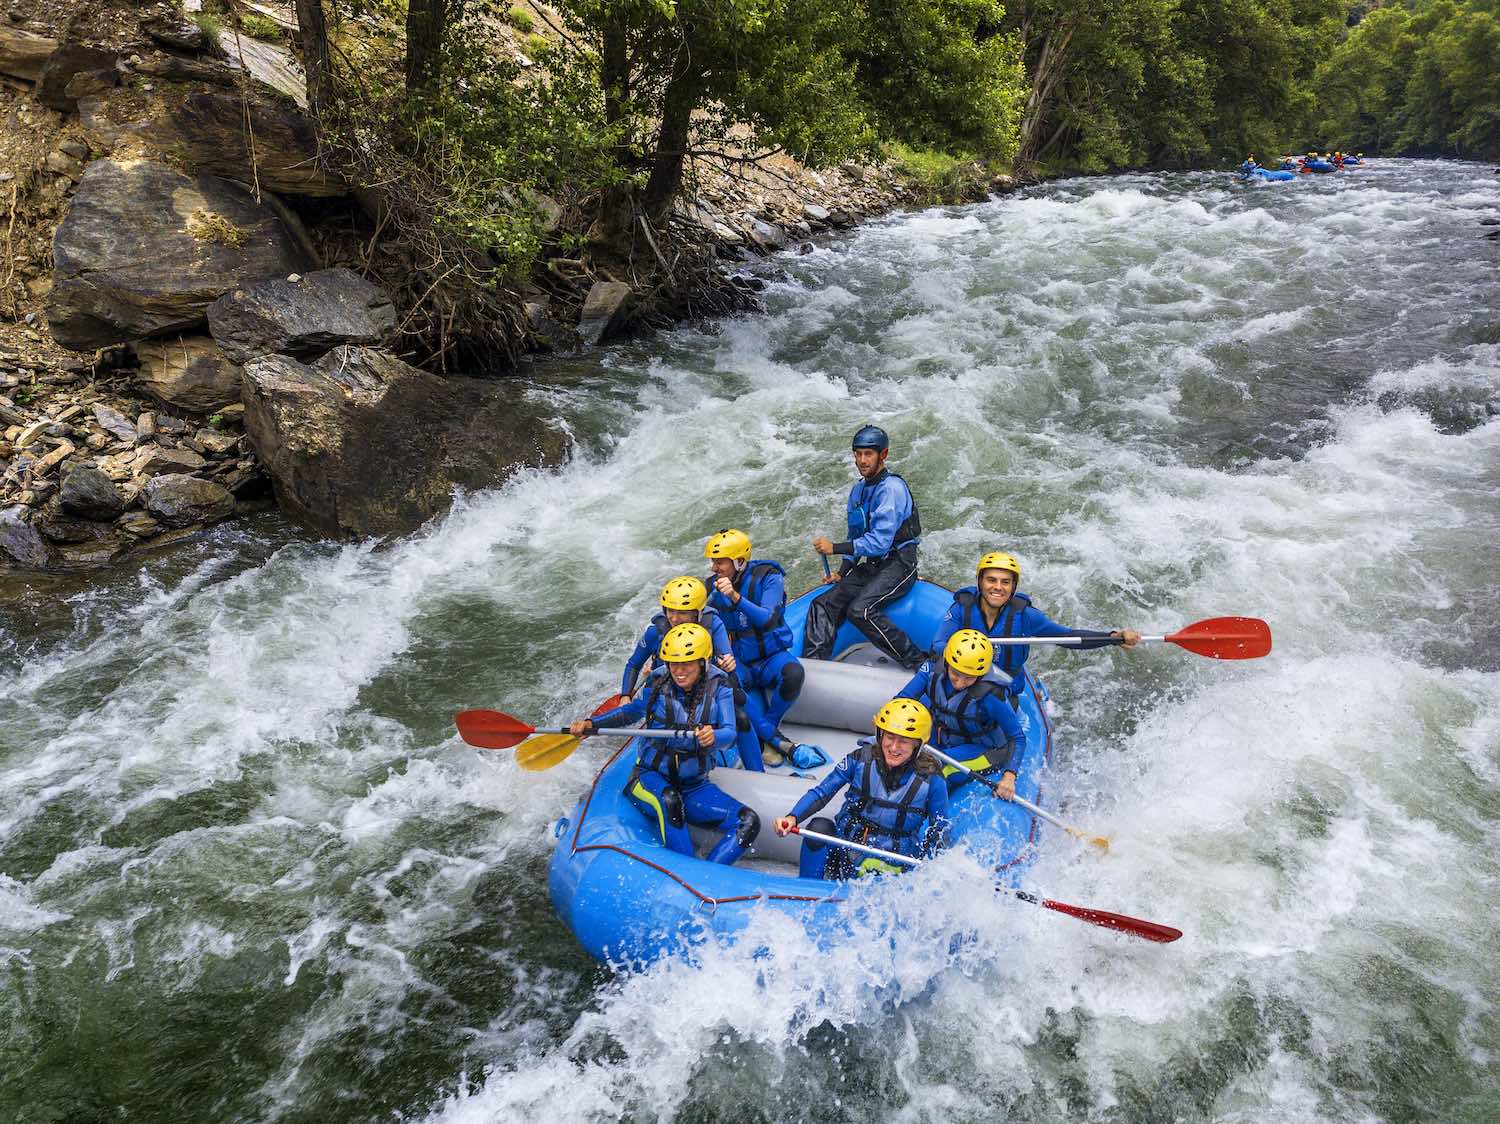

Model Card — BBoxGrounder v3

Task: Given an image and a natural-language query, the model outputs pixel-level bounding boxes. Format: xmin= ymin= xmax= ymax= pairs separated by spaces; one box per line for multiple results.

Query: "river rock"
xmin=801 ymin=202 xmax=831 ymax=224
xmin=0 ymin=505 xmax=49 ymax=569
xmin=240 ymin=346 xmax=568 ymax=537
xmin=206 ymin=268 xmax=395 ymax=363
xmin=142 ymin=473 xmax=236 ymax=527
xmin=153 ymin=93 xmax=344 ymax=198
xmin=47 ymin=159 xmax=314 ymax=350
xmin=59 ymin=465 xmax=124 ymax=519
xmin=577 ymin=281 xmax=635 ymax=346
xmin=134 ymin=335 xmax=243 ymax=413
xmin=747 ymin=219 xmax=788 ymax=252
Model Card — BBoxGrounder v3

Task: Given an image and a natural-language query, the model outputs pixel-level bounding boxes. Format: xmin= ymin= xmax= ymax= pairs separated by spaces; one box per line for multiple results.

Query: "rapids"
xmin=3 ymin=159 xmax=1499 ymax=1121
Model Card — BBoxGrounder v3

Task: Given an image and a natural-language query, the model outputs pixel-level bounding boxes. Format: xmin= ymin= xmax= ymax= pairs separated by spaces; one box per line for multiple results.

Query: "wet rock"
xmin=116 ymin=510 xmax=161 ymax=537
xmin=134 ymin=335 xmax=243 ymax=413
xmin=0 ymin=27 xmax=57 ymax=82
xmin=37 ymin=497 xmax=118 ymax=543
xmin=59 ymin=465 xmax=125 ymax=519
xmin=0 ymin=505 xmax=49 ymax=568
xmin=143 ymin=473 xmax=236 ymax=527
xmin=47 ymin=159 xmax=314 ymax=350
xmin=206 ymin=268 xmax=395 ymax=363
xmin=524 ymin=300 xmax=579 ymax=353
xmin=577 ymin=281 xmax=635 ymax=346
xmin=153 ymin=93 xmax=344 ymax=198
xmin=92 ymin=403 xmax=138 ymax=444
xmin=747 ymin=219 xmax=788 ymax=252
xmin=241 ymin=346 xmax=568 ymax=537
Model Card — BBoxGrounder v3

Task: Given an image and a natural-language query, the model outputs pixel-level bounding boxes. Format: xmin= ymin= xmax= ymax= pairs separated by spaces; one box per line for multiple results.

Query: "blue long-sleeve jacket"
xmin=930 ymin=588 xmax=1113 ymax=680
xmin=620 ymin=609 xmax=732 ymax=696
xmin=896 ymin=661 xmax=1024 ymax=767
xmin=591 ymin=666 xmax=737 ymax=786
xmin=706 ymin=559 xmax=793 ymax=662
xmin=835 ymin=469 xmax=919 ymax=566
xmin=789 ymin=743 xmax=949 ymax=858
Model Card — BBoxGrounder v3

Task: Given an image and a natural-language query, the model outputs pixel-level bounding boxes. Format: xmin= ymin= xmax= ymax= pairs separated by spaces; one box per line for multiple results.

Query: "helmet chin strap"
xmin=733 ymin=558 xmax=748 ymax=574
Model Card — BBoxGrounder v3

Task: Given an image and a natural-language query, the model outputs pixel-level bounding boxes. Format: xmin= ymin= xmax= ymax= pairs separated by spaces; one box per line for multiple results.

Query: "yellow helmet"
xmin=873 ymin=698 xmax=932 ymax=743
xmin=943 ymin=629 xmax=993 ymax=677
xmin=976 ymin=550 xmax=1021 ymax=581
xmin=660 ymin=576 xmax=707 ymax=612
xmin=703 ymin=528 xmax=751 ymax=563
xmin=659 ymin=623 xmax=713 ymax=663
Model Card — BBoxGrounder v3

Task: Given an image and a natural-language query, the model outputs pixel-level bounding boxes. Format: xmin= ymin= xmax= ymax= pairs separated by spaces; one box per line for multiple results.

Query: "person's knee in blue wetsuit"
xmin=773 ymin=698 xmax=949 ymax=880
xmin=928 ymin=550 xmax=1142 ymax=692
xmin=703 ymin=528 xmax=804 ymax=768
xmin=620 ymin=575 xmax=753 ymax=768
xmin=573 ymin=622 xmax=759 ymax=865
xmin=896 ymin=629 xmax=1026 ymax=798
xmin=804 ymin=425 xmax=926 ymax=670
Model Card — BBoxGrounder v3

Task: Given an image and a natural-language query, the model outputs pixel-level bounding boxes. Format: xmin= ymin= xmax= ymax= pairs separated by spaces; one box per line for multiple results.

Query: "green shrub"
xmin=506 ymin=4 xmax=535 ymax=32
xmin=239 ymin=13 xmax=282 ymax=40
xmin=524 ymin=33 xmax=548 ymax=57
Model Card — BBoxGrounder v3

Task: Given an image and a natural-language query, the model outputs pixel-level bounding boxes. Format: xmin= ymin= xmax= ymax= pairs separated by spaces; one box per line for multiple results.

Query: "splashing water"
xmin=3 ymin=160 xmax=1499 ymax=1122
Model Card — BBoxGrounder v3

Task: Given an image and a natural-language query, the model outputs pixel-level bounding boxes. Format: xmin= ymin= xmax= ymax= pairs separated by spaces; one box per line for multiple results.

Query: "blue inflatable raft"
xmin=547 ymin=579 xmax=1056 ymax=965
xmin=1241 ymin=167 xmax=1297 ymax=182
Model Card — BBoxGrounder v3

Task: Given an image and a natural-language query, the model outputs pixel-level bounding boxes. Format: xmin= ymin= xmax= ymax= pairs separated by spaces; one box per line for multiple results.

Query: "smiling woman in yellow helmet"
xmin=928 ymin=551 xmax=1141 ymax=692
xmin=773 ymin=698 xmax=949 ymax=880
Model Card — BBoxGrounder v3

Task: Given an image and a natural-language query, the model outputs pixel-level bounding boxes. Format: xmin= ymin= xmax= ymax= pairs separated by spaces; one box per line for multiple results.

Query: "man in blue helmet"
xmin=803 ymin=425 xmax=927 ymax=669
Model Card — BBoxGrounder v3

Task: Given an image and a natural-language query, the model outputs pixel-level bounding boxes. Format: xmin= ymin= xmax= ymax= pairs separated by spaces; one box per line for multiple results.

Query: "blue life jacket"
xmin=846 ymin=469 xmax=921 ymax=561
xmin=926 ymin=672 xmax=1010 ymax=749
xmin=836 ymin=743 xmax=937 ymax=856
xmin=636 ymin=665 xmax=733 ymax=787
xmin=623 ymin=606 xmax=731 ymax=696
xmin=950 ymin=587 xmax=1035 ymax=678
xmin=714 ymin=560 xmax=793 ymax=662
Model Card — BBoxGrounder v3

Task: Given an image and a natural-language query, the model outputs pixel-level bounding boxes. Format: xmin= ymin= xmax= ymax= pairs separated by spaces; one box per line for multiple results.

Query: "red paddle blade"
xmin=1165 ymin=616 xmax=1271 ymax=660
xmin=592 ymin=694 xmax=626 ymax=717
xmin=1042 ymin=898 xmax=1183 ymax=943
xmin=454 ymin=708 xmax=537 ymax=750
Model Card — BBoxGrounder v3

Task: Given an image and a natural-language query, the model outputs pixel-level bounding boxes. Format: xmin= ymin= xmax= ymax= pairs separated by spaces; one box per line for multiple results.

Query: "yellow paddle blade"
xmin=515 ymin=733 xmax=583 ymax=771
xmin=1064 ymin=825 xmax=1111 ymax=852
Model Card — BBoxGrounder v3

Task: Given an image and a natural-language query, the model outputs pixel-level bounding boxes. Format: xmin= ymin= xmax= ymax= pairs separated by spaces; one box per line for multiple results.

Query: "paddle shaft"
xmin=924 ymin=745 xmax=1108 ymax=849
xmin=788 ymin=828 xmax=1176 ymax=941
xmin=542 ymin=724 xmax=704 ymax=741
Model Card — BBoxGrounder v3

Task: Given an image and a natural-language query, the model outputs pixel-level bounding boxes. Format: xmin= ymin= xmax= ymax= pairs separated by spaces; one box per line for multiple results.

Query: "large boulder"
xmin=152 ymin=93 xmax=345 ymax=198
xmin=47 ymin=159 xmax=315 ymax=351
xmin=207 ymin=268 xmax=396 ymax=363
xmin=240 ymin=346 xmax=568 ymax=537
xmin=142 ymin=474 xmax=237 ymax=528
xmin=36 ymin=42 xmax=117 ymax=112
xmin=134 ymin=335 xmax=243 ymax=413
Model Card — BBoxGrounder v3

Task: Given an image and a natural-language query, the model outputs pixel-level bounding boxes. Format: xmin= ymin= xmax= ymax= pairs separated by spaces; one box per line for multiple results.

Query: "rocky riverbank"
xmin=0 ymin=0 xmax=1018 ymax=577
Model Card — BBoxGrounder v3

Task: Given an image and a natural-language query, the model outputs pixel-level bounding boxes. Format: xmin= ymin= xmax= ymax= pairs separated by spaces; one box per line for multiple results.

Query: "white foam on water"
xmin=4 ymin=161 xmax=1499 ymax=1122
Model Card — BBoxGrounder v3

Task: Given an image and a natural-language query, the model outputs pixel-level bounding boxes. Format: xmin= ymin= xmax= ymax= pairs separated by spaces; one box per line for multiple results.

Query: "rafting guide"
xmin=803 ymin=425 xmax=928 ymax=670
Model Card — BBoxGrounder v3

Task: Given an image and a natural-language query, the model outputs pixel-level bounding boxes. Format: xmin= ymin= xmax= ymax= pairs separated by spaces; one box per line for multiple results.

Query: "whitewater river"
xmin=4 ymin=160 xmax=1499 ymax=1121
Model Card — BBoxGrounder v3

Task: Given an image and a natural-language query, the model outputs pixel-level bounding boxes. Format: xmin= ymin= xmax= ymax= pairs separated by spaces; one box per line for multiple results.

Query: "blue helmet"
xmin=851 ymin=425 xmax=889 ymax=452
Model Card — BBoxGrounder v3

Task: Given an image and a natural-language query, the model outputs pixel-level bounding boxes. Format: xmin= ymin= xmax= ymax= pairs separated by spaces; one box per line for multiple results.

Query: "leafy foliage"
xmin=1314 ymin=1 xmax=1500 ymax=160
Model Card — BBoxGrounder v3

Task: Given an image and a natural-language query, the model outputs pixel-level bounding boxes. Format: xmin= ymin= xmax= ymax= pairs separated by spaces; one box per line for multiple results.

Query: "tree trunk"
xmin=293 ymin=0 xmax=333 ymax=116
xmin=641 ymin=66 xmax=699 ymax=221
xmin=405 ymin=0 xmax=448 ymax=92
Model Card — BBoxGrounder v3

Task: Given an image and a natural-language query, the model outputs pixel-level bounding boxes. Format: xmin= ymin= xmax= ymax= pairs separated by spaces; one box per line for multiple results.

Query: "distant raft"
xmin=1242 ymin=167 xmax=1298 ymax=182
xmin=546 ymin=579 xmax=1055 ymax=966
